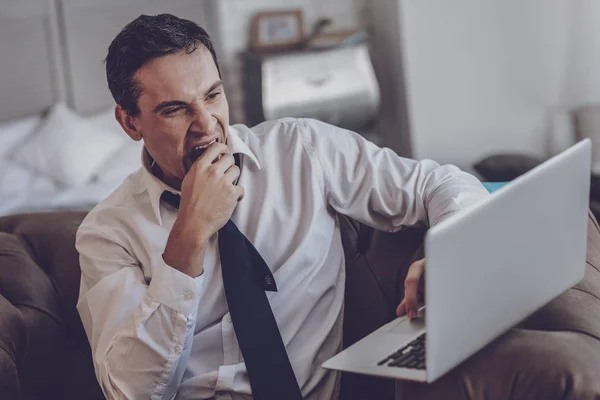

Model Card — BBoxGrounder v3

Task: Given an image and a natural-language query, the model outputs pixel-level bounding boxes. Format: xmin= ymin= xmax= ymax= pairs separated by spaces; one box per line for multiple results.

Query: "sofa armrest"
xmin=0 ymin=293 xmax=25 ymax=400
xmin=0 ymin=212 xmax=97 ymax=400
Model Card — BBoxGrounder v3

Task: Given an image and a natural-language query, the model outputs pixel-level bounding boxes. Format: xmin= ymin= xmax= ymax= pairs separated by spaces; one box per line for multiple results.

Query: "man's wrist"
xmin=162 ymin=248 xmax=205 ymax=278
xmin=163 ymin=225 xmax=209 ymax=277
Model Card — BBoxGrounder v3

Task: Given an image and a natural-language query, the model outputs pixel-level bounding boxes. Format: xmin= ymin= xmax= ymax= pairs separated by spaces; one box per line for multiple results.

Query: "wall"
xmin=211 ymin=0 xmax=366 ymax=123
xmin=561 ymin=0 xmax=600 ymax=108
xmin=398 ymin=0 xmax=573 ymax=169
xmin=59 ymin=0 xmax=217 ymax=115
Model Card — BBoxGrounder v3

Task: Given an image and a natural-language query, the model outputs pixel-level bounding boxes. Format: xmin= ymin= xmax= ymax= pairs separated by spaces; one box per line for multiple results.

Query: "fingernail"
xmin=408 ymin=310 xmax=416 ymax=319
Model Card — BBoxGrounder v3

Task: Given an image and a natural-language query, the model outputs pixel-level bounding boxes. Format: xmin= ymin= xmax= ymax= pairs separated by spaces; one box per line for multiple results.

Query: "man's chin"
xmin=182 ymin=160 xmax=193 ymax=175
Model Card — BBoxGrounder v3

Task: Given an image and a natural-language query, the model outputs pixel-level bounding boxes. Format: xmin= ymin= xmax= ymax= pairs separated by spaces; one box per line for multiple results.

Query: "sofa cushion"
xmin=397 ymin=329 xmax=600 ymax=400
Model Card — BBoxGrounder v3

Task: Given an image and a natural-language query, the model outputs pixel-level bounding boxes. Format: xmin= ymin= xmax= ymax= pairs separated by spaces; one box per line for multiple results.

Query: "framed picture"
xmin=306 ymin=29 xmax=358 ymax=49
xmin=251 ymin=10 xmax=304 ymax=52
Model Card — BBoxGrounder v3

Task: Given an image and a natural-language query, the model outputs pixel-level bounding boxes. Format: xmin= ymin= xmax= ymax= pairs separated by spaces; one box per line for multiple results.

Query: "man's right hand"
xmin=162 ymin=142 xmax=244 ymax=277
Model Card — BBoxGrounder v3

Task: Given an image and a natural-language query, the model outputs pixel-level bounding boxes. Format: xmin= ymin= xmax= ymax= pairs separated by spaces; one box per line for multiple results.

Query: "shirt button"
xmin=183 ymin=292 xmax=193 ymax=301
xmin=226 ymin=315 xmax=232 ymax=323
xmin=174 ymin=345 xmax=182 ymax=354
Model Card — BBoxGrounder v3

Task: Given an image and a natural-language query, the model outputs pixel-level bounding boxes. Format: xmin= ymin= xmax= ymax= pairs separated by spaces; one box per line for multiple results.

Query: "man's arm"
xmin=77 ymin=143 xmax=242 ymax=399
xmin=76 ymin=225 xmax=203 ymax=400
xmin=300 ymin=119 xmax=489 ymax=319
xmin=299 ymin=118 xmax=489 ymax=230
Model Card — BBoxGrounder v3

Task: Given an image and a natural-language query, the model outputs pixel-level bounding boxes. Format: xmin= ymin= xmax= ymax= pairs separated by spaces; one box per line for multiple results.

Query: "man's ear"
xmin=115 ymin=105 xmax=142 ymax=141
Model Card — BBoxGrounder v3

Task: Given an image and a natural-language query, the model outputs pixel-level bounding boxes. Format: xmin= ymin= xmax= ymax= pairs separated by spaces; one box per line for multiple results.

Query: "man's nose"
xmin=190 ymin=105 xmax=216 ymax=134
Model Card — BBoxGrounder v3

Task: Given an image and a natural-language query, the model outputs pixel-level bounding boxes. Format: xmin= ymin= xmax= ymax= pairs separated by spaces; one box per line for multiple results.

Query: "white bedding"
xmin=0 ymin=106 xmax=143 ymax=216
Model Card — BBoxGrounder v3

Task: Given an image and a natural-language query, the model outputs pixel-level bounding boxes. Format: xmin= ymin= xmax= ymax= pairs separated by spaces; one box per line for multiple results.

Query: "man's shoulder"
xmin=232 ymin=118 xmax=331 ymax=154
xmin=78 ymin=170 xmax=145 ymax=237
xmin=233 ymin=117 xmax=315 ymax=139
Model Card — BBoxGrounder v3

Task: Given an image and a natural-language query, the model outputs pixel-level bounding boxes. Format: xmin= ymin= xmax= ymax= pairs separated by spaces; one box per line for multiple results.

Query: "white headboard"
xmin=61 ymin=0 xmax=216 ymax=115
xmin=0 ymin=0 xmax=65 ymax=120
xmin=0 ymin=0 xmax=217 ymax=120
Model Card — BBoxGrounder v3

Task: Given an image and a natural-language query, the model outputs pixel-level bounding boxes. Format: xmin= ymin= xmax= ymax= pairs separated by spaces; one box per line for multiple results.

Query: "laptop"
xmin=323 ymin=139 xmax=591 ymax=383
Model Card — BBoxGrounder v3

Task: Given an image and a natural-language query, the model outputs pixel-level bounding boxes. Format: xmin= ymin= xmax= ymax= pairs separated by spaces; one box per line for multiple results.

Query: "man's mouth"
xmin=184 ymin=138 xmax=220 ymax=172
xmin=189 ymin=138 xmax=218 ymax=161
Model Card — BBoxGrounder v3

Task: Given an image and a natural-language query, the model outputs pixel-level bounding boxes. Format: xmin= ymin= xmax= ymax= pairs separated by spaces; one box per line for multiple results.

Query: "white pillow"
xmin=11 ymin=103 xmax=126 ymax=186
xmin=0 ymin=159 xmax=59 ymax=216
xmin=92 ymin=139 xmax=144 ymax=184
xmin=86 ymin=106 xmax=124 ymax=137
xmin=0 ymin=114 xmax=42 ymax=158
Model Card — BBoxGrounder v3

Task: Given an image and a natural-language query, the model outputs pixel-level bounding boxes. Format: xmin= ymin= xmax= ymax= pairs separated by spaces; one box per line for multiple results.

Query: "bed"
xmin=0 ymin=105 xmax=145 ymax=216
xmin=0 ymin=0 xmax=215 ymax=216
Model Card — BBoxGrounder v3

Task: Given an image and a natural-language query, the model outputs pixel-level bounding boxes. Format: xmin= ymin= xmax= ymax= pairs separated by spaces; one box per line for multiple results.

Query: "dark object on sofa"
xmin=1 ymin=211 xmax=600 ymax=399
xmin=473 ymin=153 xmax=543 ymax=182
xmin=589 ymin=176 xmax=600 ymax=220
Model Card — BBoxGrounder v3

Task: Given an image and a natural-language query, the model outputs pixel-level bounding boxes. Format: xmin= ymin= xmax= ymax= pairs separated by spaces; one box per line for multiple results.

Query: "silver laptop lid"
xmin=424 ymin=139 xmax=591 ymax=382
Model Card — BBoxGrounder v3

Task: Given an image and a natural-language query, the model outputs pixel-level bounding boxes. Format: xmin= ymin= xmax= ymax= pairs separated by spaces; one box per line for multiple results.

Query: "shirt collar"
xmin=228 ymin=126 xmax=261 ymax=170
xmin=137 ymin=126 xmax=261 ymax=226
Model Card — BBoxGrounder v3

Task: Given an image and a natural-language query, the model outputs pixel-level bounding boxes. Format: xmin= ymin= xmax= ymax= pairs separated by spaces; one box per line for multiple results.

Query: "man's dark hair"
xmin=105 ymin=13 xmax=220 ymax=116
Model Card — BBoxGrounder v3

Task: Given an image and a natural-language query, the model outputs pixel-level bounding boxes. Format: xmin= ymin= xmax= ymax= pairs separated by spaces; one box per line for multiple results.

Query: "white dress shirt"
xmin=76 ymin=118 xmax=489 ymax=400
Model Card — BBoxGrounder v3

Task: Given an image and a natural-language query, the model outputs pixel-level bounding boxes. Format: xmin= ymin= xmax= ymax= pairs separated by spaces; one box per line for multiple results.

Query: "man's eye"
xmin=163 ymin=107 xmax=183 ymax=115
xmin=208 ymin=92 xmax=221 ymax=100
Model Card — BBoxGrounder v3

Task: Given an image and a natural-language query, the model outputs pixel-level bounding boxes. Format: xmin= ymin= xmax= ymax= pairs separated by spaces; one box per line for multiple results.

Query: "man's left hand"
xmin=396 ymin=258 xmax=425 ymax=319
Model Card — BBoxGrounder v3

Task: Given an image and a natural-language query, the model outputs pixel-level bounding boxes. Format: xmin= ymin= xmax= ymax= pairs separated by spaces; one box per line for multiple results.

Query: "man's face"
xmin=126 ymin=47 xmax=228 ymax=187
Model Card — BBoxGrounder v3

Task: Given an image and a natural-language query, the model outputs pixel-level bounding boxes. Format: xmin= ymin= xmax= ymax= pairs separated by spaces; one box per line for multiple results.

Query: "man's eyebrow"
xmin=205 ymin=80 xmax=223 ymax=96
xmin=153 ymin=80 xmax=224 ymax=114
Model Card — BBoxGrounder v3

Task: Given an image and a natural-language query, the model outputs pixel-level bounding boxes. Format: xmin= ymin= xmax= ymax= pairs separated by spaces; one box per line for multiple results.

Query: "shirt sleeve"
xmin=299 ymin=118 xmax=490 ymax=231
xmin=76 ymin=224 xmax=204 ymax=400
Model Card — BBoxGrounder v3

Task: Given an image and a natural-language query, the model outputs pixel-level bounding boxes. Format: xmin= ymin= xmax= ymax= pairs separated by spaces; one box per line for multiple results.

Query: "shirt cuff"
xmin=147 ymin=258 xmax=204 ymax=315
xmin=428 ymin=174 xmax=490 ymax=227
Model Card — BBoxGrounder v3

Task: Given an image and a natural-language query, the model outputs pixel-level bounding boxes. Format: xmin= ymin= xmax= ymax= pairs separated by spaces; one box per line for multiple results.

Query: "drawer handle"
xmin=305 ymin=75 xmax=332 ymax=87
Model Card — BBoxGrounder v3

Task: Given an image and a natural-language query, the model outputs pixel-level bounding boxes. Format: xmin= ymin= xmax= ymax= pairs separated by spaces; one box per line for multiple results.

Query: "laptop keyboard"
xmin=378 ymin=333 xmax=426 ymax=370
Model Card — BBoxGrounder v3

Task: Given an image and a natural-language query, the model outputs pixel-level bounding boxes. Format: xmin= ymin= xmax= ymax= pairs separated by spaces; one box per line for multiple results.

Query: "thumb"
xmin=396 ymin=300 xmax=407 ymax=317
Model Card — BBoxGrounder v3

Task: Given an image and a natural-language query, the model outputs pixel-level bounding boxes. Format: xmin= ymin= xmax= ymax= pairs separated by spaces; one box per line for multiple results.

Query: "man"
xmin=76 ymin=14 xmax=489 ymax=400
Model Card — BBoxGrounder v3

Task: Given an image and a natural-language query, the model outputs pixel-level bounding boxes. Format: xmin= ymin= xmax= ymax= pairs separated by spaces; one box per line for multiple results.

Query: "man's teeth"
xmin=194 ymin=139 xmax=216 ymax=151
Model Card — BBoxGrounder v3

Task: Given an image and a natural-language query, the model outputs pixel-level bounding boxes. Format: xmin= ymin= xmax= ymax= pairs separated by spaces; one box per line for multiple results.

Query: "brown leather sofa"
xmin=1 ymin=211 xmax=600 ymax=400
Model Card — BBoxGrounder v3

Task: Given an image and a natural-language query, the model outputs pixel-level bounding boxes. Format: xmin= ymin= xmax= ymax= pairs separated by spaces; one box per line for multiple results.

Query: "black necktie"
xmin=161 ymin=154 xmax=303 ymax=400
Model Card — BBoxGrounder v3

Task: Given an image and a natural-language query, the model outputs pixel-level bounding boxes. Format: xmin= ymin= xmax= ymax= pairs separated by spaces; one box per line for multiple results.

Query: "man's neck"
xmin=144 ymin=149 xmax=182 ymax=191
